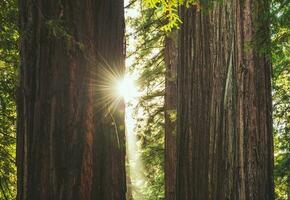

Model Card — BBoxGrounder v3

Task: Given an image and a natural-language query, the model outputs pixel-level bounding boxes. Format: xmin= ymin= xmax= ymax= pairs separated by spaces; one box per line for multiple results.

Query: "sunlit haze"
xmin=124 ymin=1 xmax=147 ymax=199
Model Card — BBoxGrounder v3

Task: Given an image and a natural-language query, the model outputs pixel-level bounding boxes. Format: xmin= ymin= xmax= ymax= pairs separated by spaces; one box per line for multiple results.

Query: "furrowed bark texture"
xmin=17 ymin=0 xmax=126 ymax=199
xmin=164 ymin=34 xmax=177 ymax=200
xmin=176 ymin=0 xmax=274 ymax=199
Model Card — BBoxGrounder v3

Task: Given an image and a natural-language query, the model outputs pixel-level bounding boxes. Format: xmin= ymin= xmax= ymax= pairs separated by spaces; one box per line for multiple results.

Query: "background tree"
xmin=0 ymin=0 xmax=18 ymax=199
xmin=164 ymin=33 xmax=177 ymax=200
xmin=17 ymin=0 xmax=126 ymax=199
xmin=176 ymin=0 xmax=274 ymax=199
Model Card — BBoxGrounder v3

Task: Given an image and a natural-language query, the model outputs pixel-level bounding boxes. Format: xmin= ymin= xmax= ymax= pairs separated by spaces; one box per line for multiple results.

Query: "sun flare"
xmin=116 ymin=75 xmax=138 ymax=101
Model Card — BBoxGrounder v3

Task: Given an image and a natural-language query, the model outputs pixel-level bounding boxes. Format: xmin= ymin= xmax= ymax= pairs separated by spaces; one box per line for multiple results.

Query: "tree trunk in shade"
xmin=17 ymin=0 xmax=126 ymax=199
xmin=176 ymin=0 xmax=274 ymax=199
xmin=164 ymin=34 xmax=177 ymax=200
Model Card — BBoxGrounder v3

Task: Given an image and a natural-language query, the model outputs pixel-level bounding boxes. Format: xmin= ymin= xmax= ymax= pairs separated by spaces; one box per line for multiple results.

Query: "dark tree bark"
xmin=176 ymin=0 xmax=274 ymax=199
xmin=17 ymin=0 xmax=126 ymax=199
xmin=164 ymin=34 xmax=177 ymax=200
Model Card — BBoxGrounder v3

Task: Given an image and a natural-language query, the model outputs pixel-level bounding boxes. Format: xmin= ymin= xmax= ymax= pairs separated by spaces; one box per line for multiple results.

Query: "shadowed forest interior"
xmin=0 ymin=0 xmax=289 ymax=199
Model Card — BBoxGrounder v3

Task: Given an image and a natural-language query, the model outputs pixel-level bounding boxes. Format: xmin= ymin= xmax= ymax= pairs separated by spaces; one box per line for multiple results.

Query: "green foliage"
xmin=271 ymin=0 xmax=290 ymax=199
xmin=143 ymin=0 xmax=199 ymax=31
xmin=0 ymin=0 xmax=18 ymax=199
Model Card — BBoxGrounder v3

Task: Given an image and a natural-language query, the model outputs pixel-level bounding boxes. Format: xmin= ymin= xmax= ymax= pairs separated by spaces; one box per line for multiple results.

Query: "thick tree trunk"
xmin=176 ymin=0 xmax=274 ymax=199
xmin=164 ymin=34 xmax=177 ymax=200
xmin=17 ymin=0 xmax=126 ymax=199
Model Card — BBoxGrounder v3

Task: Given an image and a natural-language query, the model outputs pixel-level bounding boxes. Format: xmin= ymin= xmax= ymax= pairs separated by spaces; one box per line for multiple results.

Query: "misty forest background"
xmin=0 ymin=0 xmax=289 ymax=199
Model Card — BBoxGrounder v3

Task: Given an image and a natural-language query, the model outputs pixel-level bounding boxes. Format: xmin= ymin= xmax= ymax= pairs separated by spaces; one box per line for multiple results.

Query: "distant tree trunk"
xmin=164 ymin=33 xmax=177 ymax=200
xmin=176 ymin=0 xmax=274 ymax=199
xmin=288 ymin=177 xmax=290 ymax=200
xmin=17 ymin=0 xmax=126 ymax=199
xmin=126 ymin=154 xmax=133 ymax=200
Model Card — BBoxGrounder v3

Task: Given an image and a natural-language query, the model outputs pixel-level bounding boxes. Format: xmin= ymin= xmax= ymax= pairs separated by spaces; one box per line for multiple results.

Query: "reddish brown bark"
xmin=17 ymin=0 xmax=126 ymax=199
xmin=164 ymin=34 xmax=177 ymax=200
xmin=176 ymin=0 xmax=274 ymax=199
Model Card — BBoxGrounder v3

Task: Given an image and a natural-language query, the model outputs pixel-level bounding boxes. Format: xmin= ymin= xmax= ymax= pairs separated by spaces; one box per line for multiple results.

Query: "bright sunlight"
xmin=116 ymin=74 xmax=138 ymax=102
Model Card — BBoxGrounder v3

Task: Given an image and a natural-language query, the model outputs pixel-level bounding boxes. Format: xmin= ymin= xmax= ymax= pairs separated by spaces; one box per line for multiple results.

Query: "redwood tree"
xmin=17 ymin=0 xmax=126 ymax=199
xmin=164 ymin=34 xmax=177 ymax=200
xmin=176 ymin=0 xmax=274 ymax=199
